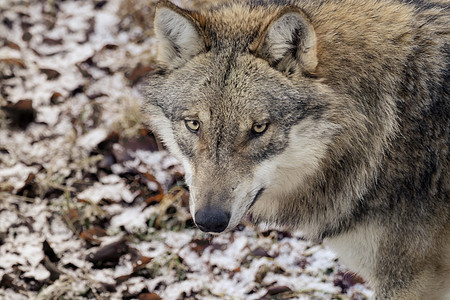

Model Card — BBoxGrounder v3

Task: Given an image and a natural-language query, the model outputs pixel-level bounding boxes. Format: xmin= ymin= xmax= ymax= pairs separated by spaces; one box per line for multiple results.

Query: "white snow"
xmin=162 ymin=231 xmax=193 ymax=249
xmin=77 ymin=179 xmax=136 ymax=204
xmin=0 ymin=163 xmax=39 ymax=190
xmin=77 ymin=128 xmax=109 ymax=150
xmin=23 ymin=264 xmax=51 ymax=281
xmin=36 ymin=105 xmax=61 ymax=127
xmin=110 ymin=204 xmax=158 ymax=231
xmin=0 ymin=210 xmax=19 ymax=232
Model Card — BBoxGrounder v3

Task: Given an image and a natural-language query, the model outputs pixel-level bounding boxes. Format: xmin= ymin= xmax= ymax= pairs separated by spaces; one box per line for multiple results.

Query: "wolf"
xmin=142 ymin=0 xmax=449 ymax=298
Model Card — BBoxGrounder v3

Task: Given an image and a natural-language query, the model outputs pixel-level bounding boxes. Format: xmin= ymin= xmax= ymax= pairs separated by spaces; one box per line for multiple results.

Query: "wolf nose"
xmin=195 ymin=207 xmax=230 ymax=233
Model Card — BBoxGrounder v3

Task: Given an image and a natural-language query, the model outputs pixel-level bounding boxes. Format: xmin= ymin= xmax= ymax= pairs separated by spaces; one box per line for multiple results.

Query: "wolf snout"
xmin=194 ymin=207 xmax=230 ymax=233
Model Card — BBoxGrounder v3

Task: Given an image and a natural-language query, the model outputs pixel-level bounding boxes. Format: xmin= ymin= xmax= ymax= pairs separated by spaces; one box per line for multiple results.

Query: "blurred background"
xmin=0 ymin=0 xmax=371 ymax=299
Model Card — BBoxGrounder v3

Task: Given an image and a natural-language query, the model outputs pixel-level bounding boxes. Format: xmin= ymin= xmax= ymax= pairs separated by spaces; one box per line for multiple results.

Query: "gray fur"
xmin=143 ymin=0 xmax=450 ymax=298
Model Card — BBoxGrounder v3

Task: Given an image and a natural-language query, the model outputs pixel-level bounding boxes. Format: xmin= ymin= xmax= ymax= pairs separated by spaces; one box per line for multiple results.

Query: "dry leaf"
xmin=138 ymin=293 xmax=162 ymax=300
xmin=0 ymin=58 xmax=26 ymax=67
xmin=2 ymin=99 xmax=36 ymax=129
xmin=86 ymin=239 xmax=129 ymax=269
xmin=132 ymin=256 xmax=153 ymax=272
xmin=80 ymin=227 xmax=107 ymax=244
xmin=40 ymin=68 xmax=61 ymax=80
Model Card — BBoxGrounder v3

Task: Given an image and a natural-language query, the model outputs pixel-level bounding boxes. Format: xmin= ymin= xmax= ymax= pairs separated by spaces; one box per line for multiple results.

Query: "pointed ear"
xmin=154 ymin=1 xmax=205 ymax=69
xmin=252 ymin=7 xmax=318 ymax=75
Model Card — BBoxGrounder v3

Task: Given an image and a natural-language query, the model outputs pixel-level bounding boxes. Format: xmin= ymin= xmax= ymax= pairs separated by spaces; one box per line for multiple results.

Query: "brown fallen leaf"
xmin=115 ymin=274 xmax=131 ymax=285
xmin=42 ymin=37 xmax=63 ymax=45
xmin=115 ymin=253 xmax=154 ymax=284
xmin=132 ymin=256 xmax=153 ymax=273
xmin=2 ymin=99 xmax=36 ymax=129
xmin=141 ymin=172 xmax=163 ymax=194
xmin=50 ymin=92 xmax=63 ymax=104
xmin=86 ymin=238 xmax=129 ymax=269
xmin=190 ymin=238 xmax=211 ymax=254
xmin=80 ymin=226 xmax=107 ymax=244
xmin=40 ymin=68 xmax=61 ymax=80
xmin=101 ymin=43 xmax=118 ymax=50
xmin=16 ymin=173 xmax=38 ymax=198
xmin=76 ymin=63 xmax=93 ymax=78
xmin=144 ymin=193 xmax=165 ymax=205
xmin=138 ymin=293 xmax=162 ymax=300
xmin=266 ymin=285 xmax=292 ymax=296
xmin=87 ymin=92 xmax=108 ymax=100
xmin=62 ymin=208 xmax=82 ymax=234
xmin=0 ymin=274 xmax=14 ymax=289
xmin=5 ymin=40 xmax=20 ymax=50
xmin=0 ymin=58 xmax=26 ymax=68
xmin=249 ymin=246 xmax=271 ymax=258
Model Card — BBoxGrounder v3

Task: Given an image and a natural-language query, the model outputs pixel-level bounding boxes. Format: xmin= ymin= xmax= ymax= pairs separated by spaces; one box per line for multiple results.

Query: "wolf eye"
xmin=185 ymin=120 xmax=200 ymax=133
xmin=251 ymin=123 xmax=268 ymax=135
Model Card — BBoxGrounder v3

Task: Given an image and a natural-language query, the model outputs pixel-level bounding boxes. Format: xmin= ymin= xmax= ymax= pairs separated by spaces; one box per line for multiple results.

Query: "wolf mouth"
xmin=249 ymin=188 xmax=265 ymax=209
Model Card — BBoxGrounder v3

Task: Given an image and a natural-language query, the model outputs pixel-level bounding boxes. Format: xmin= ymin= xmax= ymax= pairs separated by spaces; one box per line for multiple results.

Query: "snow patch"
xmin=77 ymin=128 xmax=109 ymax=150
xmin=77 ymin=180 xmax=136 ymax=203
xmin=110 ymin=204 xmax=158 ymax=231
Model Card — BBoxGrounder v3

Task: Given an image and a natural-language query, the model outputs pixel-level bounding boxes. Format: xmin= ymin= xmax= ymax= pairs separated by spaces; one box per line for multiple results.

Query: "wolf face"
xmin=144 ymin=1 xmax=352 ymax=233
xmin=148 ymin=55 xmax=339 ymax=232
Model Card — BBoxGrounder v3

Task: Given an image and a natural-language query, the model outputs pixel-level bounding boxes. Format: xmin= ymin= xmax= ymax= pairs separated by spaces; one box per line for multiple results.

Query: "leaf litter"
xmin=0 ymin=0 xmax=372 ymax=299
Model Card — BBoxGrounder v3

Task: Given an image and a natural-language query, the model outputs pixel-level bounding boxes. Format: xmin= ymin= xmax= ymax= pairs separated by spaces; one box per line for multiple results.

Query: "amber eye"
xmin=251 ymin=123 xmax=268 ymax=135
xmin=185 ymin=120 xmax=200 ymax=133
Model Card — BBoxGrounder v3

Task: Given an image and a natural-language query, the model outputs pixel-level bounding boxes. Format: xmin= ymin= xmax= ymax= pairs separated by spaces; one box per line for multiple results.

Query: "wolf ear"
xmin=252 ymin=7 xmax=318 ymax=75
xmin=154 ymin=1 xmax=205 ymax=69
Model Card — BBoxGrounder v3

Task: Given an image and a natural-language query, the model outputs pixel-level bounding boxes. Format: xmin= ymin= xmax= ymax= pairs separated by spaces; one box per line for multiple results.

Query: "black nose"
xmin=195 ymin=207 xmax=230 ymax=233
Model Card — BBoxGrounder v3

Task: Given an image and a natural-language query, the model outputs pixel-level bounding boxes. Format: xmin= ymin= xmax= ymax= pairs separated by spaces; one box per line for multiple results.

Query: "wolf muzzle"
xmin=194 ymin=207 xmax=230 ymax=233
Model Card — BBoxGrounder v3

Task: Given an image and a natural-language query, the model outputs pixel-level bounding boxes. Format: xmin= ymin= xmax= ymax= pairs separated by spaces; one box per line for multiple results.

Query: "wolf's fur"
xmin=143 ymin=0 xmax=450 ymax=298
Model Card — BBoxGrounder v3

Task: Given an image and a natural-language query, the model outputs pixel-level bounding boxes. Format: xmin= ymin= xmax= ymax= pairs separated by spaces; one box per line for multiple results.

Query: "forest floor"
xmin=0 ymin=0 xmax=372 ymax=299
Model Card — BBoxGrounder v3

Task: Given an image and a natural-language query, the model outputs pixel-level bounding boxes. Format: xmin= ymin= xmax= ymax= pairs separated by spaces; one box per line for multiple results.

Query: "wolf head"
xmin=143 ymin=1 xmax=369 ymax=234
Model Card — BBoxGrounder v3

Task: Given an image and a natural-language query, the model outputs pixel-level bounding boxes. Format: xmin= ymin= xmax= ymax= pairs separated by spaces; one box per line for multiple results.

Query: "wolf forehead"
xmin=148 ymin=50 xmax=321 ymax=115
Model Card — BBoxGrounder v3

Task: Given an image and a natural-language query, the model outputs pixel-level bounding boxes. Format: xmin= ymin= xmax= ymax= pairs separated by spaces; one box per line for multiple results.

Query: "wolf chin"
xmin=142 ymin=0 xmax=449 ymax=298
